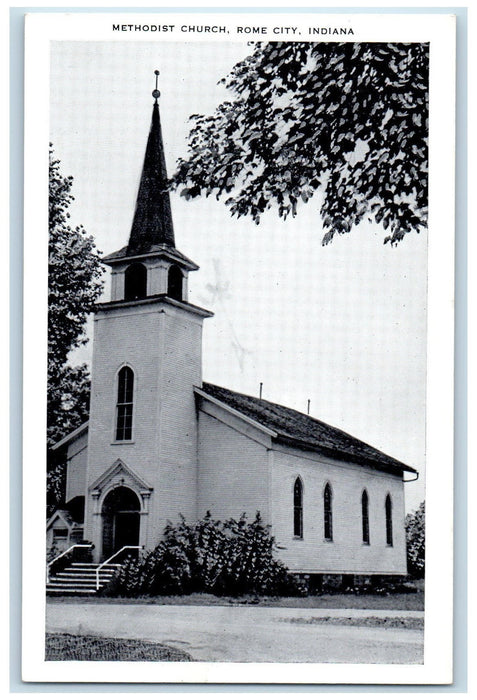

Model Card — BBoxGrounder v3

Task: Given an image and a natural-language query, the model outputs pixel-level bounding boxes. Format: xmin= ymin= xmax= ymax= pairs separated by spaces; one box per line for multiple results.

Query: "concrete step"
xmin=46 ymin=579 xmax=114 ymax=591
xmin=49 ymin=570 xmax=118 ymax=579
xmin=54 ymin=575 xmax=113 ymax=583
xmin=47 ymin=579 xmax=104 ymax=588
xmin=49 ymin=572 xmax=118 ymax=582
xmin=69 ymin=562 xmax=123 ymax=568
xmin=56 ymin=569 xmax=115 ymax=576
xmin=47 ymin=558 xmax=127 ymax=596
xmin=46 ymin=587 xmax=98 ymax=595
xmin=62 ymin=567 xmax=121 ymax=573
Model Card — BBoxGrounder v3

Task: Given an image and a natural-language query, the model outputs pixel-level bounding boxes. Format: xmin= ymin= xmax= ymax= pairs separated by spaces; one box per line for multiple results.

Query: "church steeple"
xmin=127 ymin=71 xmax=175 ymax=255
xmin=103 ymin=71 xmax=202 ymax=304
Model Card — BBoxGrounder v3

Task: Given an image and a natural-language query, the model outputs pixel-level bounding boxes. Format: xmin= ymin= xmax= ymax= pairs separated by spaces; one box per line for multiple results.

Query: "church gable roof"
xmin=46 ymin=509 xmax=76 ymax=530
xmin=199 ymin=382 xmax=417 ymax=476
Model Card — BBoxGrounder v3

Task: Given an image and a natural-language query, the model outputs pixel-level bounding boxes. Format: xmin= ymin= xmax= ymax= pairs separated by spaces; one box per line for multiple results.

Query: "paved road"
xmin=46 ymin=603 xmax=424 ymax=664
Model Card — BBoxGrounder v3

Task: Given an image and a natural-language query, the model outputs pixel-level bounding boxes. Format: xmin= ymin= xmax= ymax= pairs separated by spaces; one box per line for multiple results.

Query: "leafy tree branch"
xmin=47 ymin=148 xmax=104 ymax=509
xmin=173 ymin=42 xmax=428 ymax=245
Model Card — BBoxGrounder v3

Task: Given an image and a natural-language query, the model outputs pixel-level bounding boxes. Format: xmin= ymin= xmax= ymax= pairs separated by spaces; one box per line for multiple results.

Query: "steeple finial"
xmin=152 ymin=69 xmax=160 ymax=104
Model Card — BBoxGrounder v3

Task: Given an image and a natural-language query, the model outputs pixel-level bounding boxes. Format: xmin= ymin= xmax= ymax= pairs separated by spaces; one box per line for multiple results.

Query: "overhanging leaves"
xmin=173 ymin=42 xmax=428 ymax=245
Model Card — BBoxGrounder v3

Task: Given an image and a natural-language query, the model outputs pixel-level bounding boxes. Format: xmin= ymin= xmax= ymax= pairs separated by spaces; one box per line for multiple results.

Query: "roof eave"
xmin=96 ymin=294 xmax=214 ymax=318
xmin=51 ymin=421 xmax=89 ymax=451
xmin=103 ymin=246 xmax=199 ymax=271
xmin=273 ymin=434 xmax=417 ymax=475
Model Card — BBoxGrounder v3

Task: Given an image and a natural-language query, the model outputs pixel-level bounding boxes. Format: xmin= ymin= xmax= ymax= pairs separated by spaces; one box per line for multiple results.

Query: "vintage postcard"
xmin=22 ymin=10 xmax=455 ymax=684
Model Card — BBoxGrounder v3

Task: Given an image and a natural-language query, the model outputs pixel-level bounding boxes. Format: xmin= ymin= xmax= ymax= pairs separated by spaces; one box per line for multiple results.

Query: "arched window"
xmin=167 ymin=264 xmax=183 ymax=301
xmin=293 ymin=477 xmax=303 ymax=538
xmin=124 ymin=263 xmax=147 ymax=301
xmin=385 ymin=494 xmax=393 ymax=546
xmin=362 ymin=490 xmax=370 ymax=544
xmin=324 ymin=482 xmax=333 ymax=541
xmin=115 ymin=366 xmax=134 ymax=441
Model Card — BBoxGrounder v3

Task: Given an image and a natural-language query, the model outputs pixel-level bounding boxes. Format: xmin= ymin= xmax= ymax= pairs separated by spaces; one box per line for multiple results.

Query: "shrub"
xmin=47 ymin=548 xmax=75 ymax=577
xmin=405 ymin=501 xmax=425 ymax=579
xmin=341 ymin=575 xmax=416 ymax=596
xmin=106 ymin=512 xmax=306 ymax=598
xmin=47 ymin=543 xmax=61 ymax=563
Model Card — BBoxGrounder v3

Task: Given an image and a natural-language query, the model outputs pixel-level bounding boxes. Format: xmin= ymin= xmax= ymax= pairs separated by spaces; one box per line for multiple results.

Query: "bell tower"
xmin=84 ymin=72 xmax=213 ymax=560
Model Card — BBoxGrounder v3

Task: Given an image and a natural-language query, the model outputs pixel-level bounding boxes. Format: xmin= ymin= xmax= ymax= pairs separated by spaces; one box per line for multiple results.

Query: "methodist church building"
xmin=49 ymin=84 xmax=418 ymax=580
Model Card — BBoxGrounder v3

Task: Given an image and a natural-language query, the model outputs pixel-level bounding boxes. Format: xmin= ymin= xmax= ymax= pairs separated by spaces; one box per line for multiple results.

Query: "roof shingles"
xmin=199 ymin=382 xmax=417 ymax=476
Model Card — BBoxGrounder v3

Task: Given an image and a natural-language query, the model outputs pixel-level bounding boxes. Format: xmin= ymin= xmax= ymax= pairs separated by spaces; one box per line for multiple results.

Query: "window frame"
xmin=52 ymin=528 xmax=69 ymax=539
xmin=114 ymin=365 xmax=135 ymax=443
xmin=385 ymin=493 xmax=393 ymax=547
xmin=361 ymin=489 xmax=370 ymax=545
xmin=293 ymin=477 xmax=304 ymax=539
xmin=324 ymin=482 xmax=333 ymax=542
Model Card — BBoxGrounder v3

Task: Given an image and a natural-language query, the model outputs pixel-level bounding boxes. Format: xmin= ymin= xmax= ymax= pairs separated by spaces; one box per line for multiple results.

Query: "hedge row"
xmin=104 ymin=512 xmax=306 ymax=597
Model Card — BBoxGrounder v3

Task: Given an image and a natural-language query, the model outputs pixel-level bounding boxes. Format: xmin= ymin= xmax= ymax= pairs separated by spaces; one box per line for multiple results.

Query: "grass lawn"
xmin=48 ymin=587 xmax=424 ymax=611
xmin=45 ymin=633 xmax=193 ymax=661
xmin=280 ymin=615 xmax=424 ymax=629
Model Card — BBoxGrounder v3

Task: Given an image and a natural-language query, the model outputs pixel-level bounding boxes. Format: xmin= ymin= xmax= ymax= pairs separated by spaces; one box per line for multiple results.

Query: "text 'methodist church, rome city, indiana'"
xmin=47 ymin=80 xmax=418 ymax=581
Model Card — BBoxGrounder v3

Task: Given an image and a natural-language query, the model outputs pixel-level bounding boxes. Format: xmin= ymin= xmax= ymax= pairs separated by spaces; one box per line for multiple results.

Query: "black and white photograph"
xmin=21 ymin=10 xmax=456 ymax=685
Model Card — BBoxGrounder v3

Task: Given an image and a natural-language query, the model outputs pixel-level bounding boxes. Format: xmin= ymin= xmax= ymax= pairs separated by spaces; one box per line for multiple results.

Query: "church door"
xmin=101 ymin=486 xmax=141 ymax=560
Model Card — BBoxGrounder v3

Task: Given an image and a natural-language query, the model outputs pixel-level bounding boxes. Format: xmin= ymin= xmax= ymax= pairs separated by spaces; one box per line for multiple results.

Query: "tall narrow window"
xmin=362 ymin=490 xmax=370 ymax=544
xmin=385 ymin=494 xmax=393 ymax=546
xmin=293 ymin=477 xmax=303 ymax=538
xmin=115 ymin=366 xmax=134 ymax=441
xmin=324 ymin=482 xmax=333 ymax=541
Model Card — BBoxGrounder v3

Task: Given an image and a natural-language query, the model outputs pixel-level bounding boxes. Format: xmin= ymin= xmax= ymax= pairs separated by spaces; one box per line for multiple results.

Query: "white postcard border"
xmin=22 ymin=10 xmax=456 ymax=685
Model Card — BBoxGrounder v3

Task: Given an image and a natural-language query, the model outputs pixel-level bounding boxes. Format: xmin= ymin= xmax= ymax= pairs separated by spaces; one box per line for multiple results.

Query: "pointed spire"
xmin=127 ymin=71 xmax=175 ymax=255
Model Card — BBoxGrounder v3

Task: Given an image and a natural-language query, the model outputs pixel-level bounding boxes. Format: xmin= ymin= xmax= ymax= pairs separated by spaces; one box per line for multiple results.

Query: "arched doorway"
xmin=101 ymin=486 xmax=141 ymax=559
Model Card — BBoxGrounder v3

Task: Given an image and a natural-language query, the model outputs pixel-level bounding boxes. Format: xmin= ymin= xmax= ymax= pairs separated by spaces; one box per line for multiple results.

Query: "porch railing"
xmin=46 ymin=543 xmax=93 ymax=583
xmin=95 ymin=545 xmax=143 ymax=590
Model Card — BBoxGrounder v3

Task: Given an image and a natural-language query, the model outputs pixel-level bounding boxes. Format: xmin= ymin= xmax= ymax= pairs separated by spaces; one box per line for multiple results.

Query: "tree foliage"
xmin=106 ymin=512 xmax=306 ymax=597
xmin=174 ymin=42 xmax=428 ymax=245
xmin=405 ymin=501 xmax=425 ymax=578
xmin=48 ymin=149 xmax=104 ymax=381
xmin=47 ymin=148 xmax=104 ymax=507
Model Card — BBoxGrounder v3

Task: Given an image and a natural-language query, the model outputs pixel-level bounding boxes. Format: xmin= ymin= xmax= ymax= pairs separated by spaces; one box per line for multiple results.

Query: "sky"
xmin=50 ymin=40 xmax=428 ymax=512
